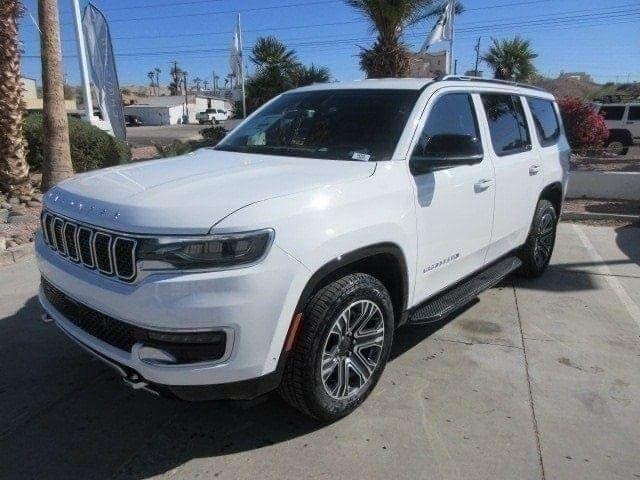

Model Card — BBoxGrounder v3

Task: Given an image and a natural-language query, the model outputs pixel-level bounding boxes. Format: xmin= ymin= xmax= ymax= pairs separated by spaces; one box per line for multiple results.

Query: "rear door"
xmin=478 ymin=92 xmax=538 ymax=262
xmin=627 ymin=105 xmax=640 ymax=142
xmin=410 ymin=90 xmax=495 ymax=301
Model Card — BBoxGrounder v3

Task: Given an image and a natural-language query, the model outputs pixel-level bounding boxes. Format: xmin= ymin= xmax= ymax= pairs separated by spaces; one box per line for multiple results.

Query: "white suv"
xmin=595 ymin=102 xmax=640 ymax=155
xmin=37 ymin=76 xmax=570 ymax=420
xmin=197 ymin=108 xmax=228 ymax=125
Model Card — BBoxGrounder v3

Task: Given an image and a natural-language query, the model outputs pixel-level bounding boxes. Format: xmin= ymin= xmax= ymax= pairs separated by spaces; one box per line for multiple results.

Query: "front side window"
xmin=599 ymin=105 xmax=626 ymax=121
xmin=481 ymin=94 xmax=531 ymax=156
xmin=527 ymin=97 xmax=560 ymax=147
xmin=628 ymin=106 xmax=640 ymax=121
xmin=411 ymin=93 xmax=483 ymax=161
xmin=216 ymin=89 xmax=420 ymax=161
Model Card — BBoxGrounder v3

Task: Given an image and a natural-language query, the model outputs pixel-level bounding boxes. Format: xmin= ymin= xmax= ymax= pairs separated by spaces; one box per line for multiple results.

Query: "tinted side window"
xmin=628 ymin=106 xmax=640 ymax=121
xmin=528 ymin=98 xmax=560 ymax=147
xmin=481 ymin=94 xmax=531 ymax=156
xmin=599 ymin=106 xmax=626 ymax=120
xmin=412 ymin=93 xmax=482 ymax=161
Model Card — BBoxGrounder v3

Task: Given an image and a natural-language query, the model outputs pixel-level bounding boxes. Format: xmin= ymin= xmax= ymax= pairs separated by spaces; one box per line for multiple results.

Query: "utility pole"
xmin=70 ymin=0 xmax=94 ymax=125
xmin=238 ymin=13 xmax=247 ymax=118
xmin=454 ymin=59 xmax=458 ymax=75
xmin=473 ymin=37 xmax=481 ymax=76
xmin=183 ymin=71 xmax=189 ymax=123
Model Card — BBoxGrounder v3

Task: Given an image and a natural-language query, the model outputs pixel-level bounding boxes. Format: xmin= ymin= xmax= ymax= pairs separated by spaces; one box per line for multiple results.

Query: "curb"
xmin=0 ymin=243 xmax=35 ymax=267
xmin=561 ymin=211 xmax=640 ymax=223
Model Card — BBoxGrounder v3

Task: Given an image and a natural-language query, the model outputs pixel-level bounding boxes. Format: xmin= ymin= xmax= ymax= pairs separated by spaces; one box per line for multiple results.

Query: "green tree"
xmin=345 ymin=0 xmax=462 ymax=78
xmin=245 ymin=37 xmax=330 ymax=112
xmin=482 ymin=36 xmax=538 ymax=82
xmin=290 ymin=64 xmax=331 ymax=87
xmin=250 ymin=36 xmax=298 ymax=71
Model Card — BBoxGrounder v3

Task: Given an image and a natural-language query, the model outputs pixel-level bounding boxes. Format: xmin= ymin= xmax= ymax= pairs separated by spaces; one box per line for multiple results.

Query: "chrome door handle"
xmin=529 ymin=165 xmax=540 ymax=175
xmin=474 ymin=179 xmax=493 ymax=192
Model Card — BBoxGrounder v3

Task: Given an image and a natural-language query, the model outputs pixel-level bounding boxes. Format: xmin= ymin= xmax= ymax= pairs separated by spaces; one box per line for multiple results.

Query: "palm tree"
xmin=39 ymin=0 xmax=73 ymax=190
xmin=154 ymin=67 xmax=161 ymax=92
xmin=345 ymin=0 xmax=462 ymax=78
xmin=290 ymin=64 xmax=331 ymax=87
xmin=250 ymin=36 xmax=299 ymax=71
xmin=147 ymin=70 xmax=156 ymax=94
xmin=0 ymin=0 xmax=31 ymax=196
xmin=482 ymin=36 xmax=538 ymax=82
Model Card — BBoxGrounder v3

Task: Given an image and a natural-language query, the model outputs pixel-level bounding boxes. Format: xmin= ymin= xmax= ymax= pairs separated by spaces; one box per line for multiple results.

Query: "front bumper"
xmin=36 ymin=233 xmax=309 ymax=390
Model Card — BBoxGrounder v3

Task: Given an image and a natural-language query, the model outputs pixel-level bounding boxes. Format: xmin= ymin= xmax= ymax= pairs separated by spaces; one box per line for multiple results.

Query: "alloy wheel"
xmin=534 ymin=211 xmax=555 ymax=266
xmin=320 ymin=300 xmax=385 ymax=400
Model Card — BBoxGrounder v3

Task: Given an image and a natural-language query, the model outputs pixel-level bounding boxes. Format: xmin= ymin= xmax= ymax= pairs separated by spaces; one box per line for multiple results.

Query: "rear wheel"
xmin=280 ymin=273 xmax=394 ymax=421
xmin=605 ymin=139 xmax=629 ymax=156
xmin=517 ymin=199 xmax=558 ymax=278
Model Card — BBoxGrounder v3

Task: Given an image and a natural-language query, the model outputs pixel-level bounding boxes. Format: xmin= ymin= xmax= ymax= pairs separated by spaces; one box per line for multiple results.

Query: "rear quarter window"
xmin=599 ymin=106 xmax=626 ymax=121
xmin=527 ymin=98 xmax=560 ymax=147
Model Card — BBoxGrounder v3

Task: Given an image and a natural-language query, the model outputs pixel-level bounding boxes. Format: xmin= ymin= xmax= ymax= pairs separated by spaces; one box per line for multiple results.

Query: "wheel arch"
xmin=294 ymin=243 xmax=409 ymax=327
xmin=607 ymin=129 xmax=634 ymax=146
xmin=539 ymin=181 xmax=564 ymax=216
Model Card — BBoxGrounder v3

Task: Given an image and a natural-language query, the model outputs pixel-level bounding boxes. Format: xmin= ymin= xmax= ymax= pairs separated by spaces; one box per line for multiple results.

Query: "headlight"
xmin=138 ymin=229 xmax=274 ymax=270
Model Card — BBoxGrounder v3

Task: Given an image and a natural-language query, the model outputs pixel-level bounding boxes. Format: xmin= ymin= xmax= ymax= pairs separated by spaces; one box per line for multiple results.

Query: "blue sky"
xmin=19 ymin=0 xmax=640 ymax=87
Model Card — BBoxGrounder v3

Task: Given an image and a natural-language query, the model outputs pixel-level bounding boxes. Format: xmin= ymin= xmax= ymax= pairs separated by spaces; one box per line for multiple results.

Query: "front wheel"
xmin=517 ymin=199 xmax=558 ymax=278
xmin=280 ymin=273 xmax=394 ymax=421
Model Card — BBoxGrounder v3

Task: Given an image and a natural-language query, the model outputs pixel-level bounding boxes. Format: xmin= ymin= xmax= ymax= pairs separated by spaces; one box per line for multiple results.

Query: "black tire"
xmin=605 ymin=138 xmax=629 ymax=156
xmin=517 ymin=199 xmax=558 ymax=278
xmin=279 ymin=273 xmax=394 ymax=421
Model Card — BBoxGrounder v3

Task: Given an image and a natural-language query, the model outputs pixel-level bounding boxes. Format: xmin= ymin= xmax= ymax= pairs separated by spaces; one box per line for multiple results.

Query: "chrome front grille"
xmin=41 ymin=211 xmax=138 ymax=282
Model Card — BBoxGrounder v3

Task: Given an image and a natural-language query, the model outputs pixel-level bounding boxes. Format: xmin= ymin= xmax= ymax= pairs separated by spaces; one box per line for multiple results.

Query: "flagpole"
xmin=71 ymin=0 xmax=95 ymax=125
xmin=237 ymin=13 xmax=247 ymax=119
xmin=448 ymin=0 xmax=455 ymax=75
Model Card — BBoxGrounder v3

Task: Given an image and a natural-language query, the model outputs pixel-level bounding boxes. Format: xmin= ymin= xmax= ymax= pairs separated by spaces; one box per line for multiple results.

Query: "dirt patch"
xmin=562 ymin=198 xmax=639 ymax=227
xmin=571 ymin=150 xmax=640 ymax=172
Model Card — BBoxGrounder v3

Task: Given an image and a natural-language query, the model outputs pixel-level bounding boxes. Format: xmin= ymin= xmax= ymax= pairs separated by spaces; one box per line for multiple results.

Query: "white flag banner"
xmin=420 ymin=0 xmax=455 ymax=53
xmin=229 ymin=28 xmax=242 ymax=85
xmin=82 ymin=4 xmax=125 ymax=140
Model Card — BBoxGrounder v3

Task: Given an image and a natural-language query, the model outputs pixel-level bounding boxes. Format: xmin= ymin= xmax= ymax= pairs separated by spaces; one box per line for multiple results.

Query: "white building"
xmin=124 ymin=95 xmax=233 ymax=126
xmin=407 ymin=51 xmax=449 ymax=78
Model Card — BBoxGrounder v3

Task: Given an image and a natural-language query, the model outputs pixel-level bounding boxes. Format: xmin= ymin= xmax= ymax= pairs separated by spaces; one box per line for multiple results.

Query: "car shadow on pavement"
xmin=3 ymin=294 xmax=464 ymax=480
xmin=615 ymin=225 xmax=640 ymax=268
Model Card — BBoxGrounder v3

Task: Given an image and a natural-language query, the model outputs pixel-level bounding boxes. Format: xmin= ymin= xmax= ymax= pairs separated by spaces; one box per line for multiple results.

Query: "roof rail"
xmin=434 ymin=75 xmax=548 ymax=93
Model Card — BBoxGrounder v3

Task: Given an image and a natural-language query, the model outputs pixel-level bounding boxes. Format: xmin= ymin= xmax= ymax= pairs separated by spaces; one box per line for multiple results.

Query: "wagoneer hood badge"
xmin=43 ymin=148 xmax=375 ymax=235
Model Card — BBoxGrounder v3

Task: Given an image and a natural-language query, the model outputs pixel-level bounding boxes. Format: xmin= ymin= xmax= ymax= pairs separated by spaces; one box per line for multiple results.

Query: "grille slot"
xmin=93 ymin=232 xmax=113 ymax=274
xmin=42 ymin=210 xmax=137 ymax=282
xmin=78 ymin=227 xmax=94 ymax=268
xmin=53 ymin=218 xmax=66 ymax=255
xmin=64 ymin=223 xmax=79 ymax=261
xmin=113 ymin=238 xmax=136 ymax=280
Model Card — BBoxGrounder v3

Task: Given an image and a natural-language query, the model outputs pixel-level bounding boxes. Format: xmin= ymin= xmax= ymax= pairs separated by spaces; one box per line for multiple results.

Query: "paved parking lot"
xmin=1 ymin=222 xmax=639 ymax=480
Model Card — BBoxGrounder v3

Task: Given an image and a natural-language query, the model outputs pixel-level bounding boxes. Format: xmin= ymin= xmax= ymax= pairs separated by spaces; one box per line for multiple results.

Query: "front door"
xmin=410 ymin=91 xmax=495 ymax=302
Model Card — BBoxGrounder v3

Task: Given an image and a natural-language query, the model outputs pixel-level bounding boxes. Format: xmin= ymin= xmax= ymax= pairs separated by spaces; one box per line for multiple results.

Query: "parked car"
xmin=125 ymin=115 xmax=143 ymax=127
xmin=37 ymin=77 xmax=569 ymax=421
xmin=197 ymin=108 xmax=228 ymax=125
xmin=594 ymin=102 xmax=640 ymax=155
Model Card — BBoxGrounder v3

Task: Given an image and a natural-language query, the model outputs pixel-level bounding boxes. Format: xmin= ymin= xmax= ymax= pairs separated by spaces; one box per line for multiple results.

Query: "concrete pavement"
xmin=1 ymin=223 xmax=639 ymax=480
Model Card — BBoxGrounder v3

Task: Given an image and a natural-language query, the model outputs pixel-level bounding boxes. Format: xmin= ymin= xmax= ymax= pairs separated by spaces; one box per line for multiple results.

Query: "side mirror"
xmin=410 ymin=134 xmax=483 ymax=175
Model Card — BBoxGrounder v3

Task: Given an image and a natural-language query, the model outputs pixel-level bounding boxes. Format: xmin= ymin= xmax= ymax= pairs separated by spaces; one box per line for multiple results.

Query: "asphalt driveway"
xmin=1 ymin=222 xmax=639 ymax=480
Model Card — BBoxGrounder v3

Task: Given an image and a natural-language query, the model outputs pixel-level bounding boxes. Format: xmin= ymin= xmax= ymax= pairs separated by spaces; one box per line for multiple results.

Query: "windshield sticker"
xmin=351 ymin=152 xmax=371 ymax=161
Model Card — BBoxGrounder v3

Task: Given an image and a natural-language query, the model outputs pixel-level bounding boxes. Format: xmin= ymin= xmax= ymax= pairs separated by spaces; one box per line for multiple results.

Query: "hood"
xmin=44 ymin=149 xmax=376 ymax=234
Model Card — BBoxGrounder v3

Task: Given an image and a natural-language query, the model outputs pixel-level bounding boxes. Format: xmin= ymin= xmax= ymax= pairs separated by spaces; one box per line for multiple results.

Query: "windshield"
xmin=216 ymin=89 xmax=420 ymax=161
